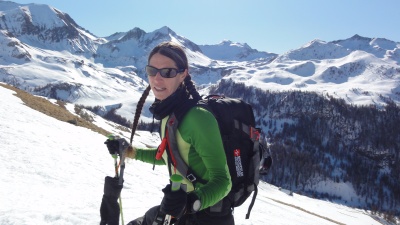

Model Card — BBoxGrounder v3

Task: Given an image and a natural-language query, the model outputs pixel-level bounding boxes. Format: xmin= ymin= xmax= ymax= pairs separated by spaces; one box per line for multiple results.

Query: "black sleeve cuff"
xmin=187 ymin=192 xmax=201 ymax=213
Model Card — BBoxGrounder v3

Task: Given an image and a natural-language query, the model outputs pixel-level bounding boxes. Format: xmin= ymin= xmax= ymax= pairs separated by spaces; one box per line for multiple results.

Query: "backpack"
xmin=163 ymin=95 xmax=262 ymax=219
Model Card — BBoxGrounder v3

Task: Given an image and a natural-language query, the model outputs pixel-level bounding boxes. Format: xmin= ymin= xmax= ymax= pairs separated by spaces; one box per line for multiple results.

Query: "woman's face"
xmin=148 ymin=53 xmax=187 ymax=101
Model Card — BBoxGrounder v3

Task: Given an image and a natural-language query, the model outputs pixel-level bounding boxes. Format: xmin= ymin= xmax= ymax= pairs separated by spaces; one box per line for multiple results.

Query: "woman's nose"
xmin=154 ymin=72 xmax=163 ymax=80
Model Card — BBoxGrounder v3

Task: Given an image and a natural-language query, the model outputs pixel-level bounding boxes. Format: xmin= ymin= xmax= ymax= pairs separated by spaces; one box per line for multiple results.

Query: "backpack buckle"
xmin=250 ymin=127 xmax=260 ymax=141
xmin=186 ymin=174 xmax=197 ymax=182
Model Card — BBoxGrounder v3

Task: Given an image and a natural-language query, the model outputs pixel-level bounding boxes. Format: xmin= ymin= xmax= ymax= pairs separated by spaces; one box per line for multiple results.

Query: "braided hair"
xmin=129 ymin=84 xmax=151 ymax=144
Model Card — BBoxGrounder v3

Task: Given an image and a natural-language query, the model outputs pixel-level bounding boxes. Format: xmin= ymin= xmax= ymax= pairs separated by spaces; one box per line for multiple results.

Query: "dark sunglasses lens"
xmin=146 ymin=66 xmax=158 ymax=76
xmin=160 ymin=68 xmax=177 ymax=78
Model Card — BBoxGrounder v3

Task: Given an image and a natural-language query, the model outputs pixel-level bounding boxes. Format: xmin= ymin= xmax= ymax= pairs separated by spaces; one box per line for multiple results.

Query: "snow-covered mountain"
xmin=229 ymin=36 xmax=400 ymax=107
xmin=1 ymin=1 xmax=399 ymax=120
xmin=198 ymin=40 xmax=277 ymax=61
xmin=0 ymin=1 xmax=103 ymax=54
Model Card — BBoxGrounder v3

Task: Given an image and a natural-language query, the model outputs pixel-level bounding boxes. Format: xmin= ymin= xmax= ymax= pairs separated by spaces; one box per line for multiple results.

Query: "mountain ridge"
xmin=1 ymin=1 xmax=399 ymax=113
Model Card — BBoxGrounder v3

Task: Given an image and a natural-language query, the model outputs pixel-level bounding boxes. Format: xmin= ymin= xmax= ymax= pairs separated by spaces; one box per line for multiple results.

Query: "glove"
xmin=160 ymin=184 xmax=187 ymax=219
xmin=100 ymin=176 xmax=123 ymax=225
xmin=104 ymin=137 xmax=129 ymax=155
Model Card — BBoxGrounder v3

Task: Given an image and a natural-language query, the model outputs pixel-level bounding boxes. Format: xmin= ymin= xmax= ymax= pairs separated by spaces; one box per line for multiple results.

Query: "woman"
xmin=110 ymin=41 xmax=233 ymax=225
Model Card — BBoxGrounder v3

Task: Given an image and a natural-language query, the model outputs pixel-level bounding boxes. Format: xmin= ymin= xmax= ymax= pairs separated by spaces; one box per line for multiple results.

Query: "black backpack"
xmin=163 ymin=95 xmax=262 ymax=219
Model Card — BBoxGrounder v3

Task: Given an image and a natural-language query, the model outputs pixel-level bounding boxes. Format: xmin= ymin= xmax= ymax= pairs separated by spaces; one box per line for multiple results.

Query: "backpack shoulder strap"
xmin=166 ymin=113 xmax=207 ymax=185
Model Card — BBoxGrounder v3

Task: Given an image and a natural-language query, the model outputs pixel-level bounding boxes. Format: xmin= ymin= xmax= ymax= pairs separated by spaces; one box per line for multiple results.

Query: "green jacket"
xmin=135 ymin=106 xmax=232 ymax=210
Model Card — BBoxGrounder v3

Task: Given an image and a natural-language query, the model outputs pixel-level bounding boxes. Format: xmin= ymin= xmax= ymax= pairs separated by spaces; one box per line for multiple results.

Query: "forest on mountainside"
xmin=210 ymin=79 xmax=400 ymax=216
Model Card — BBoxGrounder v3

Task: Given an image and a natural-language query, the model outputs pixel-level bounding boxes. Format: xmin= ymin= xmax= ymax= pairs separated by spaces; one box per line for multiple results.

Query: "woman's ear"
xmin=179 ymin=69 xmax=188 ymax=82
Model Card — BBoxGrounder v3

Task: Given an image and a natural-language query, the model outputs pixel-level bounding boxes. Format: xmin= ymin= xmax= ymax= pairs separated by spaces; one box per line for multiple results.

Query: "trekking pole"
xmin=111 ymin=153 xmax=125 ymax=225
xmin=163 ymin=174 xmax=183 ymax=225
xmin=117 ymin=149 xmax=126 ymax=225
xmin=107 ymin=134 xmax=126 ymax=225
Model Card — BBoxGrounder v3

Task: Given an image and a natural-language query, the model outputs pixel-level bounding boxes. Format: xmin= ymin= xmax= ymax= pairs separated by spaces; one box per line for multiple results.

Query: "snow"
xmin=224 ymin=47 xmax=400 ymax=108
xmin=0 ymin=3 xmax=66 ymax=34
xmin=0 ymin=84 xmax=389 ymax=225
xmin=198 ymin=40 xmax=276 ymax=61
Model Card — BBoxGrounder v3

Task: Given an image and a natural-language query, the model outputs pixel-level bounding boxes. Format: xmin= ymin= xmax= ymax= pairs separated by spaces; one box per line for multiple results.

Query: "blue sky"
xmin=9 ymin=0 xmax=400 ymax=54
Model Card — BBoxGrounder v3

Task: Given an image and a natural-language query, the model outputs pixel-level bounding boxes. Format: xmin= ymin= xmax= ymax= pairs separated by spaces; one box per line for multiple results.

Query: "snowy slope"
xmin=0 ymin=84 xmax=391 ymax=225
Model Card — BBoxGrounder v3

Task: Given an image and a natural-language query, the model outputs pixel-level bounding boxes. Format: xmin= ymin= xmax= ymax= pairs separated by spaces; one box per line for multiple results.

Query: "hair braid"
xmin=129 ymin=85 xmax=151 ymax=144
xmin=184 ymin=75 xmax=201 ymax=101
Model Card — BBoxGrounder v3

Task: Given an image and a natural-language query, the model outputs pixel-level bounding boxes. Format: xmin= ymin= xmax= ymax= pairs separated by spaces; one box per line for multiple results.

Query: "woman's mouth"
xmin=154 ymin=86 xmax=166 ymax=91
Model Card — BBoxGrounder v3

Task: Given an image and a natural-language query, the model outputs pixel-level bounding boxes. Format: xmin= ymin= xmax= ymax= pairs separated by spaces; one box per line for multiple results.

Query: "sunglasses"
xmin=145 ymin=65 xmax=185 ymax=78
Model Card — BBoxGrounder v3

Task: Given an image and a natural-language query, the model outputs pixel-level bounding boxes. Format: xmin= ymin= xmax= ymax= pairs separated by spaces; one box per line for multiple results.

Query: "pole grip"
xmin=170 ymin=174 xmax=183 ymax=191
